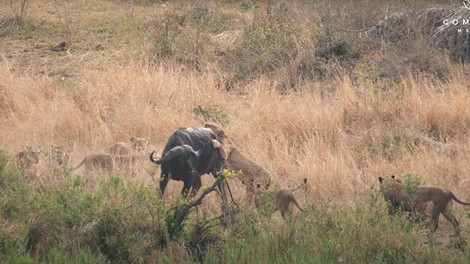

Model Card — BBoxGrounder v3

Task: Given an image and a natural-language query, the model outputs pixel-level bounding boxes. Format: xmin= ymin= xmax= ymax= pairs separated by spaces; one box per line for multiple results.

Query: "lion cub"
xmin=256 ymin=179 xmax=307 ymax=220
xmin=378 ymin=175 xmax=470 ymax=237
xmin=274 ymin=188 xmax=305 ymax=220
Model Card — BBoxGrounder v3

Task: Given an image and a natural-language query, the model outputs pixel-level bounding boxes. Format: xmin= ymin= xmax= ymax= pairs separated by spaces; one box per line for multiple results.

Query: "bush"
xmin=1 ymin=148 xmax=470 ymax=262
xmin=205 ymin=199 xmax=470 ymax=263
xmin=254 ymin=184 xmax=279 ymax=218
xmin=220 ymin=6 xmax=304 ymax=84
xmin=151 ymin=3 xmax=231 ymax=69
xmin=193 ymin=105 xmax=229 ymax=124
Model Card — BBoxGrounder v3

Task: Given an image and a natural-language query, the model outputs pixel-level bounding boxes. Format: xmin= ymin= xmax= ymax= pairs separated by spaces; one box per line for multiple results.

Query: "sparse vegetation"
xmin=1 ymin=0 xmax=470 ymax=262
xmin=8 ymin=0 xmax=31 ymax=23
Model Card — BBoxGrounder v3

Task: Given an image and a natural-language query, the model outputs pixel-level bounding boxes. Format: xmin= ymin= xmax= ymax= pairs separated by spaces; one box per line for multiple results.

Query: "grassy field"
xmin=1 ymin=0 xmax=470 ymax=263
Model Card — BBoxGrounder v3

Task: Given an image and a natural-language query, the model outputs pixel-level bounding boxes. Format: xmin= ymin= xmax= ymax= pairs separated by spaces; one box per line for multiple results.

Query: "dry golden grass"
xmin=1 ymin=0 xmax=470 ymax=221
xmin=2 ymin=59 xmax=470 ymax=212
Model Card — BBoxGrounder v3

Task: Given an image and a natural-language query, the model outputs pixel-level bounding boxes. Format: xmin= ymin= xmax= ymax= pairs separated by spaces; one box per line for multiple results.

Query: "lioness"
xmin=109 ymin=137 xmax=149 ymax=156
xmin=378 ymin=175 xmax=470 ymax=237
xmin=109 ymin=137 xmax=149 ymax=171
xmin=274 ymin=189 xmax=305 ymax=220
xmin=256 ymin=179 xmax=307 ymax=220
xmin=204 ymin=123 xmax=272 ymax=206
xmin=15 ymin=146 xmax=42 ymax=178
xmin=16 ymin=147 xmax=41 ymax=169
xmin=72 ymin=154 xmax=114 ymax=173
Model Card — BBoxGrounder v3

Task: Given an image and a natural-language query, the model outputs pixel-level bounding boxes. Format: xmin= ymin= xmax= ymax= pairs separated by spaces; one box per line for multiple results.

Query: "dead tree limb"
xmin=167 ymin=177 xmax=225 ymax=239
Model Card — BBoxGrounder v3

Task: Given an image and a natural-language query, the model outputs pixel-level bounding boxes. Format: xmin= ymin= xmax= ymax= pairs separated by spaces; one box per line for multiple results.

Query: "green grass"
xmin=1 ymin=150 xmax=470 ymax=263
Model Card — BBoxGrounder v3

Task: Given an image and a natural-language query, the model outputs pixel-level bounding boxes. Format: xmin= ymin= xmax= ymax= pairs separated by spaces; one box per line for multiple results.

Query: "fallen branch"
xmin=167 ymin=176 xmax=225 ymax=239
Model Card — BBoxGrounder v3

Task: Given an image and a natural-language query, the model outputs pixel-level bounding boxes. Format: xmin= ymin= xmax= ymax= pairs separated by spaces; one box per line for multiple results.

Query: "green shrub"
xmin=1 ymin=149 xmax=470 ymax=263
xmin=254 ymin=183 xmax=279 ymax=218
xmin=220 ymin=6 xmax=301 ymax=83
xmin=193 ymin=105 xmax=229 ymax=124
xmin=151 ymin=4 xmax=231 ymax=69
xmin=205 ymin=198 xmax=470 ymax=263
xmin=315 ymin=22 xmax=358 ymax=61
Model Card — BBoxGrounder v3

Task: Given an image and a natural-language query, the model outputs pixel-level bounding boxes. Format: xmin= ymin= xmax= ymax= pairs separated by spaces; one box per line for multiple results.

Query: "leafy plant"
xmin=402 ymin=173 xmax=421 ymax=205
xmin=193 ymin=105 xmax=229 ymax=124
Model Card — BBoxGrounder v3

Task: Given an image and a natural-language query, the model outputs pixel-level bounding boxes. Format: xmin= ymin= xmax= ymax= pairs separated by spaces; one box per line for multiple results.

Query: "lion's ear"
xmin=378 ymin=177 xmax=383 ymax=183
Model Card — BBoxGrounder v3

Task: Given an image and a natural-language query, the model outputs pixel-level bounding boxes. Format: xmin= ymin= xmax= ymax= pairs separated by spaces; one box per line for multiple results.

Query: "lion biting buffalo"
xmin=204 ymin=123 xmax=273 ymax=206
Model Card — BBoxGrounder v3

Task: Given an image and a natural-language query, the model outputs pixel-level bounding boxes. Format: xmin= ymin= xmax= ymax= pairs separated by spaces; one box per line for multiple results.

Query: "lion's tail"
xmin=451 ymin=192 xmax=470 ymax=206
xmin=290 ymin=178 xmax=308 ymax=192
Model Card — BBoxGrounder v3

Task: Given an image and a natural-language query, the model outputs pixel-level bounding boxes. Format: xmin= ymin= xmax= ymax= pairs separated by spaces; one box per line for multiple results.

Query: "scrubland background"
xmin=1 ymin=0 xmax=470 ymax=262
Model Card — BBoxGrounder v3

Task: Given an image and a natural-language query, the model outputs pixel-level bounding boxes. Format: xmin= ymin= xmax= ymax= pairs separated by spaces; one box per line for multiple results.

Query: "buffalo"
xmin=150 ymin=127 xmax=225 ymax=197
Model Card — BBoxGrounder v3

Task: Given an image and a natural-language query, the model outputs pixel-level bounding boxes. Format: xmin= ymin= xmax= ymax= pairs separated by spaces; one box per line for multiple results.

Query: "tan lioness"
xmin=109 ymin=137 xmax=149 ymax=171
xmin=378 ymin=175 xmax=470 ymax=237
xmin=15 ymin=146 xmax=42 ymax=178
xmin=204 ymin=123 xmax=272 ymax=205
xmin=274 ymin=189 xmax=305 ymax=220
xmin=72 ymin=154 xmax=114 ymax=174
xmin=274 ymin=179 xmax=307 ymax=220
xmin=16 ymin=147 xmax=41 ymax=169
xmin=256 ymin=179 xmax=307 ymax=220
xmin=109 ymin=137 xmax=149 ymax=156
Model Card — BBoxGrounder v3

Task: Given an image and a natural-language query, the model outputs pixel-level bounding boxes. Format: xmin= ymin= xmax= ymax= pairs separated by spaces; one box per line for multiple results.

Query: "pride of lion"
xmin=10 ymin=124 xmax=470 ymax=246
xmin=70 ymin=137 xmax=149 ymax=175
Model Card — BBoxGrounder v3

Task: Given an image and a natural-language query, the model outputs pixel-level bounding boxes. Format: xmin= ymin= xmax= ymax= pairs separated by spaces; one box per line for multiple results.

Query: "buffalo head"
xmin=149 ymin=142 xmax=204 ymax=165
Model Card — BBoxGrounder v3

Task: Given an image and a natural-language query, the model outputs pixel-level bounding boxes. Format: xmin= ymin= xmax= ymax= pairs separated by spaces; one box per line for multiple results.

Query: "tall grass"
xmin=2 ymin=59 xmax=470 ymax=203
xmin=204 ymin=201 xmax=470 ymax=263
xmin=2 ymin=0 xmax=470 ymax=262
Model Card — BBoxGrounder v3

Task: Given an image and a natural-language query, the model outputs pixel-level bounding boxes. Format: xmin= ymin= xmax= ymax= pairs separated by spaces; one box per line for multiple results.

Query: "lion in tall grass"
xmin=109 ymin=137 xmax=149 ymax=156
xmin=255 ymin=179 xmax=307 ymax=220
xmin=15 ymin=146 xmax=42 ymax=178
xmin=109 ymin=137 xmax=149 ymax=171
xmin=378 ymin=175 xmax=470 ymax=241
xmin=272 ymin=182 xmax=306 ymax=220
xmin=72 ymin=153 xmax=114 ymax=174
xmin=204 ymin=123 xmax=272 ymax=205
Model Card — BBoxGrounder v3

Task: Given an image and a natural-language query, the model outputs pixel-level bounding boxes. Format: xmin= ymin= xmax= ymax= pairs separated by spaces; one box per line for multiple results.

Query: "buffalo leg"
xmin=159 ymin=174 xmax=170 ymax=198
xmin=183 ymin=159 xmax=200 ymax=197
xmin=190 ymin=174 xmax=202 ymax=197
xmin=181 ymin=179 xmax=193 ymax=198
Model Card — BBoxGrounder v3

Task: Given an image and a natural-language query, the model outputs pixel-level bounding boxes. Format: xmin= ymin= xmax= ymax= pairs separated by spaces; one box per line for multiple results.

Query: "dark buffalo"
xmin=150 ymin=127 xmax=225 ymax=197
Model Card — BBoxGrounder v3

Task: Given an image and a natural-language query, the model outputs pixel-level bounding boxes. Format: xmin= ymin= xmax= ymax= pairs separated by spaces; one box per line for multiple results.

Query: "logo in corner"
xmin=464 ymin=0 xmax=470 ymax=9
